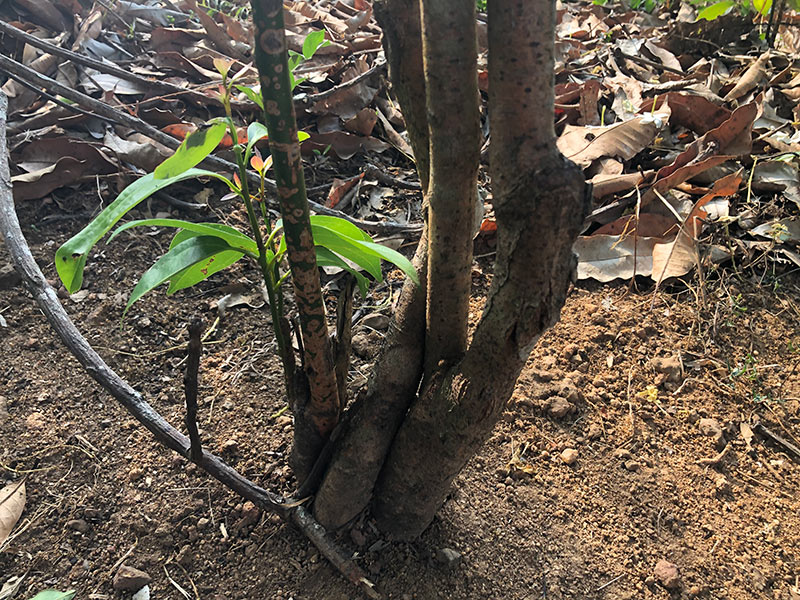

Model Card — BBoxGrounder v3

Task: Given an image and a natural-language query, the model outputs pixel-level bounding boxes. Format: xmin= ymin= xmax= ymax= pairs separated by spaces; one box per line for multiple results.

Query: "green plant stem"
xmin=221 ymin=93 xmax=292 ymax=375
xmin=252 ymin=0 xmax=341 ymax=481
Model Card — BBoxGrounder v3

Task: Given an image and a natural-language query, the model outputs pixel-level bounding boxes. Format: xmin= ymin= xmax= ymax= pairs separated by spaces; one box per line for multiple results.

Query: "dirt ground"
xmin=1 ymin=193 xmax=800 ymax=600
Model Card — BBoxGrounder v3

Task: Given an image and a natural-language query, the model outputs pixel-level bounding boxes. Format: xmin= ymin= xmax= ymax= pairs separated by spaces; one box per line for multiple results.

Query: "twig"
xmin=184 ymin=318 xmax=204 ymax=462
xmin=2 ymin=71 xmax=116 ymax=124
xmin=0 ymin=52 xmax=420 ymax=235
xmin=363 ymin=164 xmax=422 ymax=191
xmin=698 ymin=442 xmax=732 ymax=466
xmin=755 ymin=422 xmax=800 ymax=462
xmin=300 ymin=58 xmax=386 ymax=103
xmin=617 ymin=50 xmax=685 ymax=75
xmin=0 ymin=92 xmax=381 ymax=600
xmin=596 ymin=573 xmax=625 ymax=592
xmin=0 ymin=19 xmax=216 ymax=107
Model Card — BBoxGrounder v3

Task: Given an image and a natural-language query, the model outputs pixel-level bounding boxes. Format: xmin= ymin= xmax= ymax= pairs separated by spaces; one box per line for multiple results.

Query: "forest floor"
xmin=1 ymin=193 xmax=799 ymax=600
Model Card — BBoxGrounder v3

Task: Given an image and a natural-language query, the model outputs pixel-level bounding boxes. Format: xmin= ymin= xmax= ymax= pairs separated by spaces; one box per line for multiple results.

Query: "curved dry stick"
xmin=0 ymin=52 xmax=418 ymax=236
xmin=0 ymin=93 xmax=379 ymax=600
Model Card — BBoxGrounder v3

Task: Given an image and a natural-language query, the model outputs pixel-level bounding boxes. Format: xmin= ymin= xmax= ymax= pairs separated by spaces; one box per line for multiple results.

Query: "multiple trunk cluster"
xmin=252 ymin=0 xmax=590 ymax=539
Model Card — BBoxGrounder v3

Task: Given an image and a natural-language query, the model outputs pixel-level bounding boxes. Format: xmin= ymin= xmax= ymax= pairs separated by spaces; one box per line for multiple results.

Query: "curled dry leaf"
xmin=724 ymin=52 xmax=770 ymax=102
xmin=0 ymin=480 xmax=26 ymax=548
xmin=651 ymin=170 xmax=742 ymax=282
xmin=557 ymin=106 xmax=671 ymax=169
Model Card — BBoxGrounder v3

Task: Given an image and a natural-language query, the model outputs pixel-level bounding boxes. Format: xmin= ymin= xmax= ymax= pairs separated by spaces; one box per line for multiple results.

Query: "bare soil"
xmin=2 ymin=194 xmax=800 ymax=600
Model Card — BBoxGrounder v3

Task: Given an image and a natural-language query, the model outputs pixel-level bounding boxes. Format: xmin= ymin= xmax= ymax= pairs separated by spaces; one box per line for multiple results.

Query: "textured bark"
xmin=314 ymin=0 xmax=430 ymax=528
xmin=251 ymin=0 xmax=340 ymax=481
xmin=311 ymin=0 xmax=431 ymax=530
xmin=371 ymin=0 xmax=590 ymax=539
xmin=313 ymin=233 xmax=427 ymax=529
xmin=421 ymin=0 xmax=481 ymax=374
xmin=374 ymin=0 xmax=430 ymax=191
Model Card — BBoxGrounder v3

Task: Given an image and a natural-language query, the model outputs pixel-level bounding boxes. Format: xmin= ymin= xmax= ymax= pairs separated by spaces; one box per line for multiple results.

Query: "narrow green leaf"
xmin=235 ymin=85 xmax=264 ymax=110
xmin=310 ymin=224 xmax=383 ymax=280
xmin=109 ymin=218 xmax=258 ymax=257
xmin=309 ymin=215 xmax=372 ymax=242
xmin=125 ymin=236 xmax=234 ymax=316
xmin=154 ymin=121 xmax=228 ymax=179
xmin=302 ymin=30 xmax=328 ymax=59
xmin=28 ymin=591 xmax=77 ymax=600
xmin=167 ymin=248 xmax=244 ymax=294
xmin=315 ymin=246 xmax=370 ymax=297
xmin=56 ymin=169 xmax=234 ymax=293
xmin=353 ymin=239 xmax=419 ymax=285
xmin=696 ymin=0 xmax=735 ymax=20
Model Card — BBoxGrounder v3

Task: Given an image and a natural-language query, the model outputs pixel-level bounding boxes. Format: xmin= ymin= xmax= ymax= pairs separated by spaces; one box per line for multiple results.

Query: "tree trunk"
xmin=421 ymin=0 xmax=481 ymax=376
xmin=311 ymin=0 xmax=430 ymax=529
xmin=370 ymin=0 xmax=590 ymax=539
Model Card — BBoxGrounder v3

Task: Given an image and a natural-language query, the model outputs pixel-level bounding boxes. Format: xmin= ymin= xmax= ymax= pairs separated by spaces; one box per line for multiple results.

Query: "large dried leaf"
xmin=642 ymin=99 xmax=758 ymax=204
xmin=575 ymin=234 xmax=659 ymax=281
xmin=652 ymin=171 xmax=742 ymax=282
xmin=724 ymin=52 xmax=770 ymax=102
xmin=0 ymin=481 xmax=26 ymax=547
xmin=557 ymin=106 xmax=670 ymax=168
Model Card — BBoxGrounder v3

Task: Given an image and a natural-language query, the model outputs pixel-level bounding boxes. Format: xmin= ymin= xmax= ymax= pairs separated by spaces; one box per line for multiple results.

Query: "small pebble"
xmin=653 ymin=559 xmax=681 ymax=590
xmin=560 ymin=448 xmax=579 ymax=465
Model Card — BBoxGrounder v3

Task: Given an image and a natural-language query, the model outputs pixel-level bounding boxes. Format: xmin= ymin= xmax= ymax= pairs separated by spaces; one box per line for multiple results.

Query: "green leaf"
xmin=752 ymin=0 xmax=771 ymax=14
xmin=696 ymin=0 xmax=735 ymax=20
xmin=309 ymin=215 xmax=372 ymax=242
xmin=315 ymin=246 xmax=370 ymax=297
xmin=55 ymin=169 xmax=234 ymax=293
xmin=125 ymin=236 xmax=237 ymax=316
xmin=154 ymin=121 xmax=228 ymax=179
xmin=309 ymin=224 xmax=382 ymax=280
xmin=235 ymin=84 xmax=264 ymax=110
xmin=246 ymin=122 xmax=270 ymax=158
xmin=109 ymin=219 xmax=258 ymax=257
xmin=28 ymin=591 xmax=77 ymax=600
xmin=352 ymin=239 xmax=419 ymax=285
xmin=302 ymin=30 xmax=329 ymax=59
xmin=278 ymin=215 xmax=418 ymax=286
xmin=167 ymin=248 xmax=244 ymax=294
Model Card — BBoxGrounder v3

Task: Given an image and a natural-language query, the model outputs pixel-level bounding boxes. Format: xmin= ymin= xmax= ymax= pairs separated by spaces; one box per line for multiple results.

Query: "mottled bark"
xmin=422 ymin=0 xmax=480 ymax=374
xmin=370 ymin=0 xmax=590 ymax=539
xmin=251 ymin=0 xmax=340 ymax=481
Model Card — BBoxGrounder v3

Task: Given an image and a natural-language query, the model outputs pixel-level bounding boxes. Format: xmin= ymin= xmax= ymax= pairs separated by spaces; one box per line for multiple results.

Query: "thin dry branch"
xmin=0 ymin=52 xmax=419 ymax=235
xmin=0 ymin=19 xmax=222 ymax=108
xmin=0 ymin=92 xmax=380 ymax=600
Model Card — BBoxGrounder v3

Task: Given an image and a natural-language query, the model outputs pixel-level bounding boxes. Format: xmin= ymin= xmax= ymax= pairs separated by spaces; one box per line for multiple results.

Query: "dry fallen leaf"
xmin=557 ymin=107 xmax=670 ymax=168
xmin=651 ymin=170 xmax=742 ymax=282
xmin=0 ymin=480 xmax=26 ymax=548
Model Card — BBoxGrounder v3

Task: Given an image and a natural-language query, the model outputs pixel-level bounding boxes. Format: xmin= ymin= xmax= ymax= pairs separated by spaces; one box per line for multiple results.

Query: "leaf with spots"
xmin=124 ymin=236 xmax=242 ymax=318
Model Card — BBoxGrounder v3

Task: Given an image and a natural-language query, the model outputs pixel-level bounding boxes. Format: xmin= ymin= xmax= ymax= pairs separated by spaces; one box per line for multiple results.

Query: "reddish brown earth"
xmin=1 ymin=196 xmax=800 ymax=600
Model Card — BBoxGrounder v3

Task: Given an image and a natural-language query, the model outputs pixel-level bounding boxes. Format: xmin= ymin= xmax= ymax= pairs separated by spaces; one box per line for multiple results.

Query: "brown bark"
xmin=251 ymin=0 xmax=340 ymax=482
xmin=313 ymin=233 xmax=427 ymax=529
xmin=370 ymin=0 xmax=590 ymax=540
xmin=374 ymin=0 xmax=430 ymax=191
xmin=311 ymin=0 xmax=431 ymax=530
xmin=421 ymin=0 xmax=481 ymax=374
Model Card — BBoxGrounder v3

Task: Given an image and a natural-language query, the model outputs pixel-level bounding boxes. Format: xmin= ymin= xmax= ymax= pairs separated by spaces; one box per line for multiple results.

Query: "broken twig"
xmin=184 ymin=318 xmax=204 ymax=462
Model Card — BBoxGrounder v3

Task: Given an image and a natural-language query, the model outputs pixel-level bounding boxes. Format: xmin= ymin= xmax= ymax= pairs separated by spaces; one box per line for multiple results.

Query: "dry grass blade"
xmin=0 ymin=480 xmax=26 ymax=548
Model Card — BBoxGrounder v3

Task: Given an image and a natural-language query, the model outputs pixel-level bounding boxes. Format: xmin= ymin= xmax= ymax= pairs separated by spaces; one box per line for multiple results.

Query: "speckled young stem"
xmin=250 ymin=0 xmax=340 ymax=480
